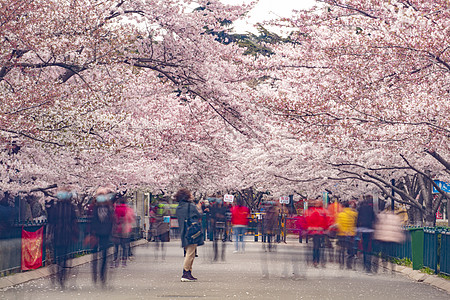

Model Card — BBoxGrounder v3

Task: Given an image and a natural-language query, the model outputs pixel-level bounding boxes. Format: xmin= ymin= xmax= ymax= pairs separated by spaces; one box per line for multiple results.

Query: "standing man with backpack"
xmin=175 ymin=188 xmax=202 ymax=282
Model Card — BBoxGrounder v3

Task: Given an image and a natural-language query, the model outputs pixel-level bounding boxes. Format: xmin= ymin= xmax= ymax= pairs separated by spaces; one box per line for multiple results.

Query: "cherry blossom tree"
xmin=2 ymin=0 xmax=449 ymax=227
xmin=250 ymin=0 xmax=449 ymax=225
xmin=1 ymin=1 xmax=258 ymax=182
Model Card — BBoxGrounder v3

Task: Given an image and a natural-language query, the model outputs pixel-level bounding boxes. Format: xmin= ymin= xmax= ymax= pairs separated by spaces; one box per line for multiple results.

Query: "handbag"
xmin=185 ymin=203 xmax=204 ymax=246
xmin=83 ymin=234 xmax=98 ymax=248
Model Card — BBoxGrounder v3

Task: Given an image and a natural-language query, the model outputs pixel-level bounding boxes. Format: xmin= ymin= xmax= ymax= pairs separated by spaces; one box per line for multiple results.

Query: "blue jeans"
xmin=92 ymin=235 xmax=110 ymax=284
xmin=312 ymin=234 xmax=324 ymax=265
xmin=233 ymin=226 xmax=247 ymax=251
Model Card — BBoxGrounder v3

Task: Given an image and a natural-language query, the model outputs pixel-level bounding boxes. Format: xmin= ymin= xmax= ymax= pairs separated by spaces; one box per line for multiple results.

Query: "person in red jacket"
xmin=231 ymin=198 xmax=250 ymax=253
xmin=305 ymin=199 xmax=330 ymax=267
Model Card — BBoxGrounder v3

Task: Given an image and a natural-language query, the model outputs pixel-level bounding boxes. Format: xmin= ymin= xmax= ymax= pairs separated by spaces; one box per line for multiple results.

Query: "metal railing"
xmin=0 ymin=217 xmax=142 ymax=276
xmin=441 ymin=231 xmax=450 ymax=275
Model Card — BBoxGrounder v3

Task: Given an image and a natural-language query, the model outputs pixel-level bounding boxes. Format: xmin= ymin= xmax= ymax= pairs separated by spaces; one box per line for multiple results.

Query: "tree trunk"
xmin=408 ymin=207 xmax=423 ymax=226
xmin=424 ymin=212 xmax=436 ymax=227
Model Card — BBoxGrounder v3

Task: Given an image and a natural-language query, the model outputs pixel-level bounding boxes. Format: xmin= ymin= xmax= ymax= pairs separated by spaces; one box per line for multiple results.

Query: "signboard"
xmin=432 ymin=180 xmax=450 ymax=194
xmin=280 ymin=196 xmax=290 ymax=204
xmin=224 ymin=194 xmax=234 ymax=203
xmin=322 ymin=192 xmax=329 ymax=208
xmin=21 ymin=226 xmax=44 ymax=270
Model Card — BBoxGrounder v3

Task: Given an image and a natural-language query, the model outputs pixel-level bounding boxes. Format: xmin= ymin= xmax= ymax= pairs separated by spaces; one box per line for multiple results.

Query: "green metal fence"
xmin=0 ymin=221 xmax=46 ymax=276
xmin=372 ymin=232 xmax=412 ymax=263
xmin=370 ymin=226 xmax=449 ymax=275
xmin=0 ymin=217 xmax=142 ymax=276
xmin=441 ymin=231 xmax=450 ymax=275
xmin=423 ymin=228 xmax=439 ymax=272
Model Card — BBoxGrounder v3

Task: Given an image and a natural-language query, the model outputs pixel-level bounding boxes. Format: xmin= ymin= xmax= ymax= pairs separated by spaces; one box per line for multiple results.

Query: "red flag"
xmin=21 ymin=226 xmax=44 ymax=270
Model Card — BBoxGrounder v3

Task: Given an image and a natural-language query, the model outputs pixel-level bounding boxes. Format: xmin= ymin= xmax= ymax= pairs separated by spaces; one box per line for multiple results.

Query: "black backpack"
xmin=185 ymin=204 xmax=204 ymax=246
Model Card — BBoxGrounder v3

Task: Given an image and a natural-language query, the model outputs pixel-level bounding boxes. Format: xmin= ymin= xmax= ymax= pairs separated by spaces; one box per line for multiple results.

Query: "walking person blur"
xmin=336 ymin=201 xmax=358 ymax=269
xmin=327 ymin=198 xmax=342 ymax=262
xmin=0 ymin=192 xmax=17 ymax=239
xmin=175 ymin=188 xmax=202 ymax=282
xmin=373 ymin=209 xmax=405 ymax=272
xmin=112 ymin=195 xmax=134 ymax=267
xmin=305 ymin=199 xmax=330 ymax=267
xmin=201 ymin=200 xmax=211 ymax=241
xmin=154 ymin=201 xmax=170 ymax=260
xmin=356 ymin=196 xmax=376 ymax=274
xmin=210 ymin=198 xmax=227 ymax=261
xmin=47 ymin=187 xmax=79 ymax=288
xmin=90 ymin=187 xmax=115 ymax=286
xmin=231 ymin=197 xmax=250 ymax=253
xmin=263 ymin=201 xmax=278 ymax=252
xmin=126 ymin=200 xmax=136 ymax=260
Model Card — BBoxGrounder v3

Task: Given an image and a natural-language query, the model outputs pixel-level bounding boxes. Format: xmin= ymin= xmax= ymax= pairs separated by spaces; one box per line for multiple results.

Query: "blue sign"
xmin=432 ymin=180 xmax=450 ymax=194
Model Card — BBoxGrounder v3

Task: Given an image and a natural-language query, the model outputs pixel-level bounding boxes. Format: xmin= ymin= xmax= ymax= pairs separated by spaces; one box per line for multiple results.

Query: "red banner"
xmin=21 ymin=226 xmax=44 ymax=271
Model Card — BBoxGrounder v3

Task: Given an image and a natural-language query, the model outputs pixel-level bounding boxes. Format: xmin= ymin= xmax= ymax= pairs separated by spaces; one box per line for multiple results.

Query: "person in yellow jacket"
xmin=336 ymin=201 xmax=358 ymax=269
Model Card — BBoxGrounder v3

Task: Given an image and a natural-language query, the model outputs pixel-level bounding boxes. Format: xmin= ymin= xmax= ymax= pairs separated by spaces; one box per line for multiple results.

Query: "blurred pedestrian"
xmin=0 ymin=192 xmax=17 ymax=239
xmin=154 ymin=201 xmax=170 ymax=260
xmin=47 ymin=187 xmax=79 ymax=288
xmin=305 ymin=199 xmax=330 ymax=267
xmin=90 ymin=187 xmax=115 ymax=286
xmin=356 ymin=196 xmax=376 ymax=274
xmin=148 ymin=205 xmax=157 ymax=242
xmin=201 ymin=200 xmax=211 ymax=241
xmin=231 ymin=197 xmax=249 ymax=253
xmin=373 ymin=209 xmax=405 ymax=272
xmin=125 ymin=200 xmax=136 ymax=260
xmin=327 ymin=198 xmax=342 ymax=262
xmin=210 ymin=198 xmax=227 ymax=261
xmin=175 ymin=188 xmax=202 ymax=282
xmin=263 ymin=201 xmax=278 ymax=252
xmin=112 ymin=196 xmax=134 ymax=267
xmin=336 ymin=201 xmax=358 ymax=269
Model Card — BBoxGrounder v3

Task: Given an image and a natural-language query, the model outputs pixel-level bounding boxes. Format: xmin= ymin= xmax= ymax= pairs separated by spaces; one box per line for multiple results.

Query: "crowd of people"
xmin=47 ymin=186 xmax=136 ymax=288
xmin=170 ymin=189 xmax=405 ymax=282
xmin=38 ymin=186 xmax=407 ymax=286
xmin=173 ymin=189 xmax=251 ymax=281
xmin=302 ymin=196 xmax=405 ymax=274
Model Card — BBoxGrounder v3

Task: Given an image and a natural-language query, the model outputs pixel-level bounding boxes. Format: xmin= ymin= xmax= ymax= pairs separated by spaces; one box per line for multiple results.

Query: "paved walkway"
xmin=1 ymin=238 xmax=449 ymax=299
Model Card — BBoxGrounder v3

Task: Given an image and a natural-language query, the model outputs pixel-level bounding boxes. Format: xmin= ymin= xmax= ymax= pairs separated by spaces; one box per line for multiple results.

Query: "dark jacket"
xmin=210 ymin=204 xmax=227 ymax=230
xmin=47 ymin=200 xmax=79 ymax=246
xmin=91 ymin=204 xmax=114 ymax=237
xmin=264 ymin=206 xmax=279 ymax=235
xmin=176 ymin=200 xmax=201 ymax=248
xmin=356 ymin=202 xmax=376 ymax=229
xmin=0 ymin=204 xmax=17 ymax=240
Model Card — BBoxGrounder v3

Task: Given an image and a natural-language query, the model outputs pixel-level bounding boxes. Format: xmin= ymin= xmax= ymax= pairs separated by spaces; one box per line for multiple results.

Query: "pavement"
xmin=0 ymin=237 xmax=449 ymax=299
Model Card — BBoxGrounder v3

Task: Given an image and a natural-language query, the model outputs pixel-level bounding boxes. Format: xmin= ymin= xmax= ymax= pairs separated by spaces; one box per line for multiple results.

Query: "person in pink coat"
xmin=113 ymin=196 xmax=135 ymax=267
